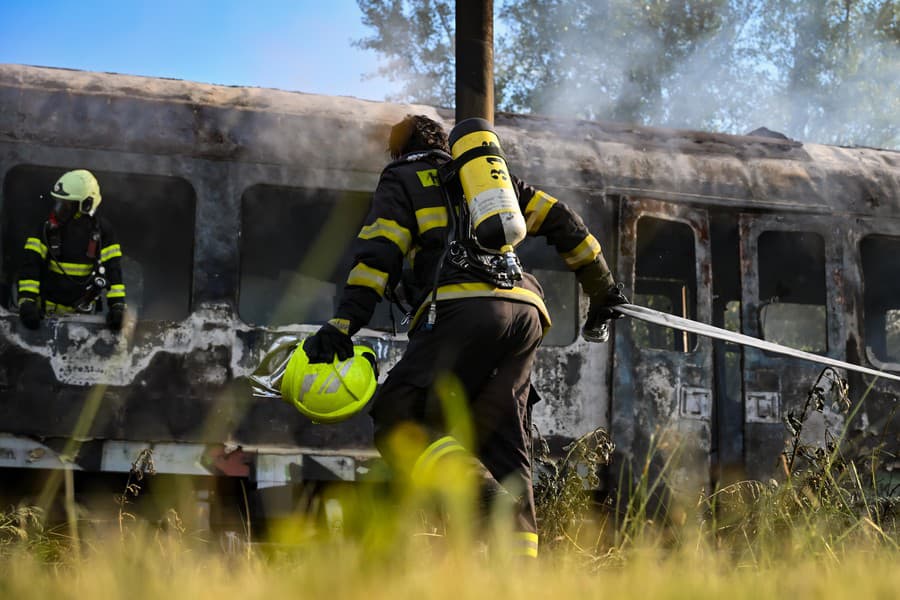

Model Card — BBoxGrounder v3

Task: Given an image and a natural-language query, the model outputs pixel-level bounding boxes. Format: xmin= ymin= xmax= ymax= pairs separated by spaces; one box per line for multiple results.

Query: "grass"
xmin=1 ymin=367 xmax=898 ymax=598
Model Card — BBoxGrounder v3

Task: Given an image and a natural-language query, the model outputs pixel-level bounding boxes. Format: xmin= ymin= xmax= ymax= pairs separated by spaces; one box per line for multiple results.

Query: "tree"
xmin=354 ymin=0 xmax=455 ymax=107
xmin=355 ymin=0 xmax=900 ymax=148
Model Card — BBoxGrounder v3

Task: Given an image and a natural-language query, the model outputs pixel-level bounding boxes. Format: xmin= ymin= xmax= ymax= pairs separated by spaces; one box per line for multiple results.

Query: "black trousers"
xmin=370 ymin=297 xmax=544 ymax=533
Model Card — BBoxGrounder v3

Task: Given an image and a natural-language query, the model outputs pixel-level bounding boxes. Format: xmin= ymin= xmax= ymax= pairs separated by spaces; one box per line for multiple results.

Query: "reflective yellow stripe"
xmin=410 ymin=282 xmax=551 ymax=331
xmin=45 ymin=300 xmax=77 ymax=314
xmin=358 ymin=218 xmax=412 ymax=254
xmin=100 ymin=243 xmax=122 ymax=262
xmin=561 ymin=235 xmax=601 ymax=270
xmin=327 ymin=318 xmax=351 ymax=335
xmin=48 ymin=261 xmax=93 ymax=277
xmin=514 ymin=532 xmax=539 ymax=558
xmin=411 ymin=436 xmax=467 ymax=482
xmin=18 ymin=279 xmax=40 ymax=294
xmin=24 ymin=237 xmax=48 ymax=260
xmin=107 ymin=284 xmax=126 ymax=299
xmin=524 ymin=190 xmax=557 ymax=234
xmin=346 ymin=262 xmax=389 ymax=297
xmin=416 ymin=168 xmax=440 ymax=187
xmin=415 ymin=207 xmax=448 ymax=234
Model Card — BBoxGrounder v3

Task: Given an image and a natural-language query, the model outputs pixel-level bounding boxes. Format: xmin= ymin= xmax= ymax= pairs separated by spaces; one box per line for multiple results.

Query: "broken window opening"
xmin=757 ymin=230 xmax=826 ymax=354
xmin=633 ymin=216 xmax=697 ymax=352
xmin=724 ymin=300 xmax=741 ymax=333
xmin=1 ymin=165 xmax=195 ymax=320
xmin=861 ymin=235 xmax=900 ymax=365
xmin=239 ymin=184 xmax=405 ymax=329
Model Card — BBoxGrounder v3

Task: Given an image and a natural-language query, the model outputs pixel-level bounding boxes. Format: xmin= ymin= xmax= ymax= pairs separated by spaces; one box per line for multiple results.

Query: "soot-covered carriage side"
xmin=0 ymin=64 xmax=898 ymax=523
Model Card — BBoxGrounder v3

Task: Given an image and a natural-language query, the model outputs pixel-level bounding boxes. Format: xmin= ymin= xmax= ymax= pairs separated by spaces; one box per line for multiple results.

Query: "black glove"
xmin=19 ymin=299 xmax=41 ymax=330
xmin=304 ymin=322 xmax=354 ymax=363
xmin=583 ymin=284 xmax=629 ymax=344
xmin=107 ymin=303 xmax=125 ymax=331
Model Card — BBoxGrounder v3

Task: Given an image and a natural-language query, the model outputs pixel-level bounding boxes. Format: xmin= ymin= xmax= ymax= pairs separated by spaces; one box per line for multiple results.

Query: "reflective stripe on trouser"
xmin=411 ymin=435 xmax=468 ymax=484
xmin=514 ymin=531 xmax=539 ymax=558
xmin=371 ymin=297 xmax=544 ymax=537
xmin=44 ymin=300 xmax=78 ymax=314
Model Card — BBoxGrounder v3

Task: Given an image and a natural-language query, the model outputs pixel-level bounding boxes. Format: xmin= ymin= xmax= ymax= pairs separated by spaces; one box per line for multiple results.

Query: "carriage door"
xmin=612 ymin=197 xmax=714 ymax=495
xmin=739 ymin=214 xmax=846 ymax=481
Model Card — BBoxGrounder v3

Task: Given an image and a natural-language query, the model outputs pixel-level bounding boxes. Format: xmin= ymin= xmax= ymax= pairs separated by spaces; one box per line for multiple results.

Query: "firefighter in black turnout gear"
xmin=304 ymin=115 xmax=626 ymax=559
xmin=17 ymin=169 xmax=127 ymax=331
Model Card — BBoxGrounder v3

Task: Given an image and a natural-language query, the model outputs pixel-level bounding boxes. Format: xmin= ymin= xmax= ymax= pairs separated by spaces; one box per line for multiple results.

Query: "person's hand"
xmin=107 ymin=303 xmax=125 ymax=331
xmin=304 ymin=322 xmax=353 ymax=363
xmin=583 ymin=284 xmax=629 ymax=343
xmin=18 ymin=299 xmax=41 ymax=330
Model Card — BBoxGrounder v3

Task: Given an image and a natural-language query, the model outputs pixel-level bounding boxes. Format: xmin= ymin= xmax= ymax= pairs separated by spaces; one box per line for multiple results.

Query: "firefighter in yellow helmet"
xmin=17 ymin=169 xmax=127 ymax=331
xmin=302 ymin=115 xmax=626 ymax=559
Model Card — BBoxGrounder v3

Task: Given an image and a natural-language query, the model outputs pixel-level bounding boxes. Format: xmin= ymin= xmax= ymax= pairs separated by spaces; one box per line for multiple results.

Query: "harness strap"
xmin=436 ymin=143 xmax=506 ymax=182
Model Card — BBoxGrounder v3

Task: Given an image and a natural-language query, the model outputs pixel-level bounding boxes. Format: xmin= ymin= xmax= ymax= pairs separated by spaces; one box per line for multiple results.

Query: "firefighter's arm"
xmin=514 ymin=176 xmax=627 ymax=329
xmin=99 ymin=220 xmax=126 ymax=331
xmin=99 ymin=220 xmax=126 ymax=308
xmin=17 ymin=232 xmax=46 ymax=308
xmin=514 ymin=176 xmax=607 ymax=271
xmin=17 ymin=231 xmax=45 ymax=329
xmin=306 ymin=170 xmax=414 ymax=363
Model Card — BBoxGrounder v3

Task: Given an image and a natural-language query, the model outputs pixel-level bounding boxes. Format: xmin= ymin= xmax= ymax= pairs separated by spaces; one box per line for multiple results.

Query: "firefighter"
xmin=17 ymin=169 xmax=127 ymax=331
xmin=303 ymin=115 xmax=626 ymax=559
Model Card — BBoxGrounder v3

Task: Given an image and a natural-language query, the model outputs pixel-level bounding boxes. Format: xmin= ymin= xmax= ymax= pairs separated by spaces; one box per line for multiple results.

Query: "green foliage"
xmin=354 ymin=0 xmax=900 ymax=148
xmin=354 ymin=0 xmax=455 ymax=106
xmin=0 ymin=506 xmax=67 ymax=565
xmin=532 ymin=427 xmax=614 ymax=552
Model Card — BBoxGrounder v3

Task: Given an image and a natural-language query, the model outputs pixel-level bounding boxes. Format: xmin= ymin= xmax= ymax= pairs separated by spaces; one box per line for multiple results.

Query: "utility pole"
xmin=455 ymin=0 xmax=494 ymax=124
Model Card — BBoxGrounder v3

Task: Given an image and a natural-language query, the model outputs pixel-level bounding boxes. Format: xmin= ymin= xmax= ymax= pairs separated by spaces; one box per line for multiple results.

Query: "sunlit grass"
xmin=2 ymin=367 xmax=898 ymax=598
xmin=1 ymin=518 xmax=898 ymax=600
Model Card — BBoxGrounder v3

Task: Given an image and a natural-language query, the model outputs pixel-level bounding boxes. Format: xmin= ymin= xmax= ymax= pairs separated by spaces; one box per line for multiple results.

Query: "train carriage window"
xmin=861 ymin=236 xmax=900 ymax=364
xmin=633 ymin=217 xmax=697 ymax=352
xmin=757 ymin=231 xmax=826 ymax=353
xmin=517 ymin=237 xmax=578 ymax=346
xmin=1 ymin=165 xmax=195 ymax=320
xmin=240 ymin=185 xmax=403 ymax=330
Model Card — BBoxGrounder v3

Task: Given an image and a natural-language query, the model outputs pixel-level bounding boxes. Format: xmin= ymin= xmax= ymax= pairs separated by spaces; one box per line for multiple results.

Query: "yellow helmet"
xmin=51 ymin=169 xmax=102 ymax=217
xmin=280 ymin=340 xmax=378 ymax=424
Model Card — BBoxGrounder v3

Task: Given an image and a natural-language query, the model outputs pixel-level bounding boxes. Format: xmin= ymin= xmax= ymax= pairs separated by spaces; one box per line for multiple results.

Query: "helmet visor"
xmin=52 ymin=197 xmax=78 ymax=223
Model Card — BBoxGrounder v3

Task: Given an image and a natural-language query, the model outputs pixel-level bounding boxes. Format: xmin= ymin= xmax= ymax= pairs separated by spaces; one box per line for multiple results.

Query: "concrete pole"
xmin=455 ymin=0 xmax=494 ymax=124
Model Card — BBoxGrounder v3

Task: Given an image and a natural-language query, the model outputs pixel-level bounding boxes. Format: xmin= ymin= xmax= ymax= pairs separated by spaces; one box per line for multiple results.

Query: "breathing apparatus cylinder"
xmin=448 ymin=118 xmax=526 ymax=258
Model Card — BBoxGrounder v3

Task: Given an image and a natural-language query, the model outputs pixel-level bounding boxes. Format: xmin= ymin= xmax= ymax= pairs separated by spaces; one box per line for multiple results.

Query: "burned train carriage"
xmin=0 ymin=64 xmax=899 ymax=518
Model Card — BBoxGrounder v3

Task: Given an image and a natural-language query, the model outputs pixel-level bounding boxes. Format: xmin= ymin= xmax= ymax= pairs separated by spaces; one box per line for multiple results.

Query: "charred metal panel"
xmin=740 ymin=215 xmax=847 ymax=480
xmin=0 ymin=66 xmax=404 ymax=173
xmin=613 ymin=197 xmax=714 ymax=495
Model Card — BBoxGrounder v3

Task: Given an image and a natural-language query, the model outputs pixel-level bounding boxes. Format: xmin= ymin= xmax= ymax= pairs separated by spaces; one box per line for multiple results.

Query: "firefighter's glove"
xmin=587 ymin=284 xmax=629 ymax=322
xmin=19 ymin=299 xmax=41 ymax=330
xmin=583 ymin=284 xmax=629 ymax=344
xmin=107 ymin=303 xmax=125 ymax=331
xmin=304 ymin=322 xmax=354 ymax=364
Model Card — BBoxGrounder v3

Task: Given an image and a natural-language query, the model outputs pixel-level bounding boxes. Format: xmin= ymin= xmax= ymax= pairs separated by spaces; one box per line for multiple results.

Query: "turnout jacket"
xmin=17 ymin=214 xmax=126 ymax=313
xmin=332 ymin=150 xmax=604 ymax=336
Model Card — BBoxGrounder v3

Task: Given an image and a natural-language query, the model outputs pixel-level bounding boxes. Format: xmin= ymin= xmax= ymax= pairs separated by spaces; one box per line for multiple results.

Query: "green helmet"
xmin=280 ymin=340 xmax=378 ymax=424
xmin=51 ymin=169 xmax=102 ymax=217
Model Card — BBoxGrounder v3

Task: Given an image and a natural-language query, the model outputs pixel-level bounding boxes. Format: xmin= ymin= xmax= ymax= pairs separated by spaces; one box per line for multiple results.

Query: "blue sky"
xmin=0 ymin=0 xmax=399 ymax=101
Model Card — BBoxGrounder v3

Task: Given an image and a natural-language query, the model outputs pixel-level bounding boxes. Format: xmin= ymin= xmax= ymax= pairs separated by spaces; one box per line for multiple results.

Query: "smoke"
xmin=501 ymin=1 xmax=900 ymax=149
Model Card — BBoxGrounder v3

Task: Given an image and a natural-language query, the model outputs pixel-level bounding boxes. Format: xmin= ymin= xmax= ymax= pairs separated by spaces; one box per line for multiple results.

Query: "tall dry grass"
xmin=2 ymin=366 xmax=898 ymax=598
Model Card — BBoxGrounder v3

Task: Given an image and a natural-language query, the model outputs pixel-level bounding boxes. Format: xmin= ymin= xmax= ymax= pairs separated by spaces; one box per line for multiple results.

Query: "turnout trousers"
xmin=370 ymin=296 xmax=544 ymax=537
